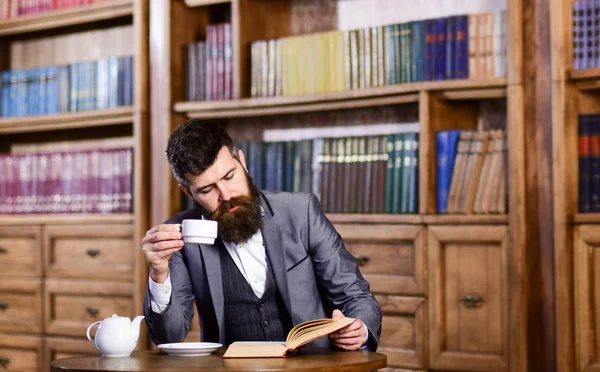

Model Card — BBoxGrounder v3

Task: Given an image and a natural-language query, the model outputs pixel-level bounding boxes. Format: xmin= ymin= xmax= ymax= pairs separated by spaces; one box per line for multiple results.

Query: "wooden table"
xmin=50 ymin=348 xmax=387 ymax=372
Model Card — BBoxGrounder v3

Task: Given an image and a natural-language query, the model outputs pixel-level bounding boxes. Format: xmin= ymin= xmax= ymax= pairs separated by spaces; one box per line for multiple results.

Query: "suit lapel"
xmin=199 ymin=241 xmax=225 ymax=343
xmin=260 ymin=205 xmax=293 ymax=320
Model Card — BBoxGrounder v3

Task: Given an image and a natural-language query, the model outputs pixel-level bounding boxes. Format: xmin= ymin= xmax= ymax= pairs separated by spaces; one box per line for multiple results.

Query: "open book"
xmin=222 ymin=317 xmax=355 ymax=358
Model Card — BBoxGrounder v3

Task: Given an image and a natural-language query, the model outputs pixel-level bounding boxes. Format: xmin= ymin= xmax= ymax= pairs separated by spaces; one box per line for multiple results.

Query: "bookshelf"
xmin=552 ymin=0 xmax=600 ymax=371
xmin=0 ymin=1 xmax=149 ymax=370
xmin=149 ymin=0 xmax=535 ymax=370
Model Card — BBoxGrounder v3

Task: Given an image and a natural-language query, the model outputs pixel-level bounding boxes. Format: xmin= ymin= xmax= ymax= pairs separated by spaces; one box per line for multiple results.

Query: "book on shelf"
xmin=222 ymin=317 xmax=354 ymax=359
xmin=184 ymin=22 xmax=233 ymax=101
xmin=436 ymin=129 xmax=506 ymax=214
xmin=247 ymin=11 xmax=507 ymax=98
xmin=0 ymin=55 xmax=133 ymax=118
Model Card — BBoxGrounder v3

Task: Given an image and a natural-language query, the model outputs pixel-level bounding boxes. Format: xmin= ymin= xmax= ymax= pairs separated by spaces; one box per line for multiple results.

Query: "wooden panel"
xmin=333 ymin=224 xmax=425 ymax=295
xmin=0 ymin=107 xmax=134 ymax=134
xmin=0 ymin=279 xmax=42 ymax=334
xmin=43 ymin=224 xmax=134 ymax=279
xmin=428 ymin=225 xmax=508 ymax=371
xmin=573 ymin=225 xmax=600 ymax=372
xmin=376 ymin=295 xmax=426 ymax=370
xmin=0 ymin=225 xmax=41 ymax=277
xmin=0 ymin=334 xmax=42 ymax=372
xmin=44 ymin=279 xmax=133 ymax=336
xmin=43 ymin=337 xmax=99 ymax=372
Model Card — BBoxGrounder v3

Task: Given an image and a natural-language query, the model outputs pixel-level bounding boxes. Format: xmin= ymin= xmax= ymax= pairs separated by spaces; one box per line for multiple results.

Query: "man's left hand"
xmin=328 ymin=309 xmax=367 ymax=350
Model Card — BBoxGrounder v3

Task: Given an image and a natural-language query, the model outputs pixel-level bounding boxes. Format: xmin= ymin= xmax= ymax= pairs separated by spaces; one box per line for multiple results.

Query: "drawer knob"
xmin=0 ymin=247 xmax=6 ymax=255
xmin=0 ymin=357 xmax=9 ymax=368
xmin=86 ymin=306 xmax=100 ymax=317
xmin=461 ymin=295 xmax=485 ymax=308
xmin=0 ymin=301 xmax=8 ymax=311
xmin=86 ymin=249 xmax=101 ymax=258
xmin=352 ymin=254 xmax=370 ymax=266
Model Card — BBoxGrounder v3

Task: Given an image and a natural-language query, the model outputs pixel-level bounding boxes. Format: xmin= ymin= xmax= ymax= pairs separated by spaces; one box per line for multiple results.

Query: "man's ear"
xmin=178 ymin=184 xmax=193 ymax=200
xmin=237 ymin=148 xmax=248 ymax=171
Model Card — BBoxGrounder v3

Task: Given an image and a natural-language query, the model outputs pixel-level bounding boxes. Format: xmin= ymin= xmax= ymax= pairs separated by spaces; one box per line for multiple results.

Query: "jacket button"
xmin=263 ymin=320 xmax=269 ymax=326
xmin=259 ymin=303 xmax=264 ymax=308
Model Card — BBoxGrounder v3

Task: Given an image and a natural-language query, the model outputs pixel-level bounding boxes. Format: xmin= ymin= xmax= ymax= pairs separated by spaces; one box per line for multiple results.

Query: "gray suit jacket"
xmin=143 ymin=191 xmax=382 ymax=351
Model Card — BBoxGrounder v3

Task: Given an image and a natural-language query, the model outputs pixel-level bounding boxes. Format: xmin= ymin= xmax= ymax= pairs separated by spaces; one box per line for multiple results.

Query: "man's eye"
xmin=200 ymin=187 xmax=211 ymax=194
xmin=224 ymin=173 xmax=234 ymax=180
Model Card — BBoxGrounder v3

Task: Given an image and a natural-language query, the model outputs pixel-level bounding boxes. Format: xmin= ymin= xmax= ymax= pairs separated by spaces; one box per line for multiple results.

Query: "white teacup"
xmin=179 ymin=219 xmax=218 ymax=244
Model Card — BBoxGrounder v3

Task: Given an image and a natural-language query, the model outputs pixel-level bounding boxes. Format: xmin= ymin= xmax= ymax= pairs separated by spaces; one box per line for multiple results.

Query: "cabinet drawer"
xmin=44 ymin=279 xmax=133 ymax=337
xmin=0 ymin=225 xmax=41 ymax=277
xmin=0 ymin=279 xmax=42 ymax=334
xmin=44 ymin=224 xmax=134 ymax=280
xmin=334 ymin=224 xmax=426 ymax=295
xmin=43 ymin=337 xmax=99 ymax=372
xmin=0 ymin=334 xmax=42 ymax=372
xmin=377 ymin=295 xmax=426 ymax=370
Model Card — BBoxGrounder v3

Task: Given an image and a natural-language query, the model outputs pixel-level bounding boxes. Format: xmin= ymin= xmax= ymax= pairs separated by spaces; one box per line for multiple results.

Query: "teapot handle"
xmin=86 ymin=321 xmax=102 ymax=343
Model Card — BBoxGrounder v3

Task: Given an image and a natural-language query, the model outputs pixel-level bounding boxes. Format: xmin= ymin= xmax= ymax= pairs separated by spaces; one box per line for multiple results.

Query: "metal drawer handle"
xmin=461 ymin=295 xmax=485 ymax=308
xmin=86 ymin=306 xmax=100 ymax=317
xmin=0 ymin=247 xmax=6 ymax=255
xmin=352 ymin=254 xmax=370 ymax=266
xmin=0 ymin=357 xmax=9 ymax=368
xmin=0 ymin=301 xmax=8 ymax=311
xmin=86 ymin=249 xmax=101 ymax=258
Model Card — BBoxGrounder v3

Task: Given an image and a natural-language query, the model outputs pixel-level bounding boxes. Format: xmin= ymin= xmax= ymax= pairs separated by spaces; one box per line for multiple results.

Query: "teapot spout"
xmin=130 ymin=315 xmax=145 ymax=342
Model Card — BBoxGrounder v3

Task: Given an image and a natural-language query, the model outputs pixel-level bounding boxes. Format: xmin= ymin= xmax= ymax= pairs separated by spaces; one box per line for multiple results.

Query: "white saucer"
xmin=157 ymin=342 xmax=222 ymax=356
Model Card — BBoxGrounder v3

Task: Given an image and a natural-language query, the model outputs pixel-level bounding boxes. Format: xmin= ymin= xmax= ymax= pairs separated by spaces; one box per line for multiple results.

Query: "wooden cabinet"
xmin=573 ymin=225 xmax=600 ymax=372
xmin=428 ymin=225 xmax=508 ymax=371
xmin=335 ymin=223 xmax=426 ymax=370
xmin=43 ymin=337 xmax=99 ymax=372
xmin=43 ymin=224 xmax=135 ymax=280
xmin=0 ymin=278 xmax=43 ymax=334
xmin=0 ymin=226 xmax=42 ymax=277
xmin=0 ymin=334 xmax=43 ymax=372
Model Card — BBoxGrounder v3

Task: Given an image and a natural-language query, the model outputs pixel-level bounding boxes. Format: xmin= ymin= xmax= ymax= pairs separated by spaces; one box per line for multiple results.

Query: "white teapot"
xmin=86 ymin=314 xmax=145 ymax=357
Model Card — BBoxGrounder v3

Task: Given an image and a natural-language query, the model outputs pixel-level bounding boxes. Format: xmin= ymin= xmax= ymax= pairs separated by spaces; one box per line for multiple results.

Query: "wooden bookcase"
xmin=149 ymin=0 xmax=530 ymax=371
xmin=552 ymin=0 xmax=600 ymax=371
xmin=0 ymin=2 xmax=149 ymax=371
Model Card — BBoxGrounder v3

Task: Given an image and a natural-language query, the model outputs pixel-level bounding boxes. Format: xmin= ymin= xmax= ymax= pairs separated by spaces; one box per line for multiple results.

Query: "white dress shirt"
xmin=148 ymin=230 xmax=267 ymax=312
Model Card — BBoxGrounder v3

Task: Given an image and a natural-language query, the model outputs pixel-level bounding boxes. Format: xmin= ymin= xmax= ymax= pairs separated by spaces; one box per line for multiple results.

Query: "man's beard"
xmin=193 ymin=174 xmax=263 ymax=244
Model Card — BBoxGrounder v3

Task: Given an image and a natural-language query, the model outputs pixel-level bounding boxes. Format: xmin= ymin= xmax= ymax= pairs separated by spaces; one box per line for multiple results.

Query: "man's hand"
xmin=328 ymin=309 xmax=367 ymax=351
xmin=142 ymin=224 xmax=185 ymax=284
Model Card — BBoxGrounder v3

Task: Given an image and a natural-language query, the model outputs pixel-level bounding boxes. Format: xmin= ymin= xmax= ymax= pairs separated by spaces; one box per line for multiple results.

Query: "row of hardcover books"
xmin=0 ymin=0 xmax=102 ymax=19
xmin=215 ymin=133 xmax=419 ymax=214
xmin=436 ymin=129 xmax=507 ymax=215
xmin=250 ymin=11 xmax=507 ymax=98
xmin=578 ymin=114 xmax=600 ymax=212
xmin=1 ymin=55 xmax=134 ymax=117
xmin=184 ymin=22 xmax=233 ymax=102
xmin=0 ymin=148 xmax=133 ymax=215
xmin=572 ymin=0 xmax=600 ymax=70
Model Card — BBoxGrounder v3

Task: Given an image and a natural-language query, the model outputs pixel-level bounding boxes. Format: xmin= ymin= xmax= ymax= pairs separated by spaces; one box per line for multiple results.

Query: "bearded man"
xmin=142 ymin=119 xmax=382 ymax=352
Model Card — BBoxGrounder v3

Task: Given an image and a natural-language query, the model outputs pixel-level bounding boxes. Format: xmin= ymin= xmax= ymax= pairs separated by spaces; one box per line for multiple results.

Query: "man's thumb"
xmin=332 ymin=309 xmax=344 ymax=320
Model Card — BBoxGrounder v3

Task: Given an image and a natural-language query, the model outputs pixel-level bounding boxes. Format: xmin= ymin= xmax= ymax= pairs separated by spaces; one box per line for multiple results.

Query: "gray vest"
xmin=220 ymin=247 xmax=292 ymax=345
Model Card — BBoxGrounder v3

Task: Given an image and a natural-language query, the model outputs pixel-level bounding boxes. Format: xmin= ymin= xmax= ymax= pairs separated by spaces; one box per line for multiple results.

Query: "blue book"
xmin=580 ymin=115 xmax=592 ymax=212
xmin=455 ymin=15 xmax=469 ymax=78
xmin=436 ymin=130 xmax=461 ymax=213
xmin=446 ymin=16 xmax=456 ymax=79
xmin=435 ymin=17 xmax=447 ymax=80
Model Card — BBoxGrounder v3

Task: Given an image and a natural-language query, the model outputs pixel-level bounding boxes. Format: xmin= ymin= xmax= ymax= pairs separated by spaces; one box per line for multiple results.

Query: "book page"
xmin=287 ymin=317 xmax=355 ymax=350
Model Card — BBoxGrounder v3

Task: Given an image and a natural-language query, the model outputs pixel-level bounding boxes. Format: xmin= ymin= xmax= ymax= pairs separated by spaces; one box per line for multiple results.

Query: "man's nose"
xmin=217 ymin=183 xmax=233 ymax=201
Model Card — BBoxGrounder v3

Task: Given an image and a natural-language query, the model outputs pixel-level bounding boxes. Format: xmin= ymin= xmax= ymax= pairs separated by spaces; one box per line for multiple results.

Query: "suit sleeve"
xmin=306 ymin=193 xmax=382 ymax=351
xmin=143 ymin=249 xmax=196 ymax=345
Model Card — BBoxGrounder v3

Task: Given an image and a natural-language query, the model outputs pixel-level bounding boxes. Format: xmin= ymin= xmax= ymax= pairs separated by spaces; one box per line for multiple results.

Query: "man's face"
xmin=179 ymin=146 xmax=263 ymax=243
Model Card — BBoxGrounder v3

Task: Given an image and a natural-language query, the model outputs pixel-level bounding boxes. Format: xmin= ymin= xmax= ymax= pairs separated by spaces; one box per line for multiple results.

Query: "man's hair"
xmin=166 ymin=119 xmax=236 ymax=189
